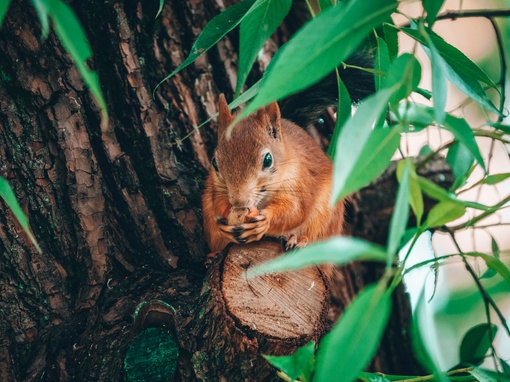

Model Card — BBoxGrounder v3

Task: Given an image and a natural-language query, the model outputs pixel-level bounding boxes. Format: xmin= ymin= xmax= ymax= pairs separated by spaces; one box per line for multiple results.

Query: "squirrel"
xmin=202 ymin=52 xmax=374 ymax=254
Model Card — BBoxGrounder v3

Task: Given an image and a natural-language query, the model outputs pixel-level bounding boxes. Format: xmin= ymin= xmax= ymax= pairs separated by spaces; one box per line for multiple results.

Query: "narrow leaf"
xmin=31 ymin=0 xmax=50 ymax=38
xmin=317 ymin=0 xmax=333 ymax=12
xmin=239 ymin=0 xmax=398 ymax=118
xmin=335 ymin=126 xmax=401 ymax=201
xmin=443 ymin=114 xmax=485 ymax=171
xmin=236 ymin=0 xmax=292 ymax=95
xmin=423 ymin=0 xmax=445 ymax=26
xmin=0 ymin=178 xmax=41 ymax=253
xmin=50 ymin=0 xmax=107 ymax=121
xmin=0 ymin=0 xmax=11 ymax=27
xmin=375 ymin=36 xmax=390 ymax=91
xmin=481 ymin=238 xmax=499 ymax=279
xmin=424 ymin=201 xmax=465 ymax=228
xmin=489 ymin=122 xmax=510 ymax=134
xmin=409 ymin=164 xmax=424 ymax=225
xmin=156 ymin=0 xmax=257 ymax=89
xmin=447 ymin=141 xmax=475 ymax=187
xmin=156 ymin=0 xmax=164 ymax=18
xmin=383 ymin=54 xmax=421 ymax=107
xmin=327 ymin=76 xmax=351 ymax=159
xmin=399 ymin=27 xmax=497 ymax=88
xmin=421 ymin=25 xmax=447 ymax=124
xmin=249 ymin=237 xmax=388 ymax=277
xmin=459 ymin=323 xmax=498 ymax=365
xmin=412 ymin=286 xmax=449 ymax=381
xmin=464 ymin=252 xmax=510 ymax=286
xmin=399 ymin=27 xmax=500 ymax=115
xmin=331 ymin=87 xmax=396 ymax=202
xmin=471 ymin=368 xmax=510 ymax=382
xmin=482 ymin=173 xmax=510 ymax=185
xmin=263 ymin=341 xmax=315 ymax=381
xmin=470 ymin=367 xmax=499 ymax=382
xmin=315 ymin=284 xmax=391 ymax=382
xmin=387 ymin=160 xmax=410 ymax=256
xmin=382 ymin=21 xmax=399 ymax=61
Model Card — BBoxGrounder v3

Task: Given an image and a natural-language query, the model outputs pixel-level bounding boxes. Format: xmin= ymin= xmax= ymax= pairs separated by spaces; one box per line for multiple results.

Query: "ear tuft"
xmin=217 ymin=94 xmax=233 ymax=136
xmin=265 ymin=101 xmax=282 ymax=139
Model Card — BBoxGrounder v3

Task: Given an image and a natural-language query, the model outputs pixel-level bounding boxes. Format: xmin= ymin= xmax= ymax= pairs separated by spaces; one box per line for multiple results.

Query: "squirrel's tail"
xmin=280 ymin=51 xmax=375 ymax=127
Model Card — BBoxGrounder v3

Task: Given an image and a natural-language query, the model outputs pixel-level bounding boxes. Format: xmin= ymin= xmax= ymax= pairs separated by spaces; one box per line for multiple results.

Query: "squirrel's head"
xmin=210 ymin=94 xmax=285 ymax=209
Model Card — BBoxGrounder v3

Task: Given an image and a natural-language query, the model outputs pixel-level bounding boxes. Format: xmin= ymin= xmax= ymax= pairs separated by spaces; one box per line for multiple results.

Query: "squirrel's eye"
xmin=262 ymin=153 xmax=273 ymax=169
xmin=212 ymin=158 xmax=219 ymax=172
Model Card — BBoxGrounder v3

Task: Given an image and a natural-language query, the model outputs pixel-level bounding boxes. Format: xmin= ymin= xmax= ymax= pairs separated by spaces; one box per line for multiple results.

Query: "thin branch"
xmin=447 ymin=230 xmax=510 ymax=339
xmin=400 ymin=9 xmax=510 ymax=28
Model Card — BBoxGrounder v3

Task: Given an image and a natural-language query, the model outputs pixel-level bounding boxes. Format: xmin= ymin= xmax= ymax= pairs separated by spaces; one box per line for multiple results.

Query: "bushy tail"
xmin=280 ymin=51 xmax=375 ymax=127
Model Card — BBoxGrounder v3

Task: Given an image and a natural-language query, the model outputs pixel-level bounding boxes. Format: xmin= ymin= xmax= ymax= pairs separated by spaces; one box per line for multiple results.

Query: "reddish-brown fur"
xmin=202 ymin=94 xmax=345 ymax=254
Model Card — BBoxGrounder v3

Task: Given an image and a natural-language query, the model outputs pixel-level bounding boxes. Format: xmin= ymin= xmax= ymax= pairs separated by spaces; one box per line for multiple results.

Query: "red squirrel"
xmin=202 ymin=53 xmax=374 ymax=254
xmin=202 ymin=95 xmax=346 ymax=253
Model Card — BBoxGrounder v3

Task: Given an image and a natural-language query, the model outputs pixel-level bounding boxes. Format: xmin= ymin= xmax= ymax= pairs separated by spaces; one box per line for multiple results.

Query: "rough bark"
xmin=0 ymin=0 xmax=452 ymax=381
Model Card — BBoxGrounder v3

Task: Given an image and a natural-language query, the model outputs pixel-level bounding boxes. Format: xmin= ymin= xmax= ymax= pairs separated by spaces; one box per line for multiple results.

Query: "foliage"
xmin=163 ymin=0 xmax=510 ymax=381
xmin=1 ymin=0 xmax=510 ymax=380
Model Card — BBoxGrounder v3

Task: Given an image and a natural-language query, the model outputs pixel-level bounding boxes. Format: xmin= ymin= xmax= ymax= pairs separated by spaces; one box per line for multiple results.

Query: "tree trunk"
xmin=0 ymin=1 xmax=449 ymax=381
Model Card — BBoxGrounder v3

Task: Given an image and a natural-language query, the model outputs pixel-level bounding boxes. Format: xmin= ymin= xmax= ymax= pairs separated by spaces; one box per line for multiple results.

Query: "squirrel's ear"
xmin=265 ymin=101 xmax=282 ymax=139
xmin=217 ymin=93 xmax=233 ymax=135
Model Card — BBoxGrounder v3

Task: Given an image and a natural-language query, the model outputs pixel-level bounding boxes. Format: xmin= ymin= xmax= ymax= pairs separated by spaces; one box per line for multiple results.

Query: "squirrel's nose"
xmin=229 ymin=195 xmax=248 ymax=207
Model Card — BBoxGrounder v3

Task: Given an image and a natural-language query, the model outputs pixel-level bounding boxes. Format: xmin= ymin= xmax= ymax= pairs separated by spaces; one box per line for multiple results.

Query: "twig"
xmin=447 ymin=230 xmax=510 ymax=339
xmin=400 ymin=9 xmax=510 ymax=28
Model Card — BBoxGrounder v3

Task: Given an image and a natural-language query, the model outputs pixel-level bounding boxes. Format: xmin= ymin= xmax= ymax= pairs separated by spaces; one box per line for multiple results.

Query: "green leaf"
xmin=418 ymin=144 xmax=434 ymax=156
xmin=424 ymin=201 xmax=465 ymax=229
xmin=408 ymin=162 xmax=424 ymax=225
xmin=359 ymin=372 xmax=392 ymax=382
xmin=443 ymin=114 xmax=485 ymax=171
xmin=412 ymin=286 xmax=449 ymax=382
xmin=470 ymin=367 xmax=499 ymax=382
xmin=384 ymin=54 xmax=421 ymax=107
xmin=489 ymin=122 xmax=510 ymax=134
xmin=398 ymin=161 xmax=424 ymax=224
xmin=481 ymin=238 xmax=499 ymax=279
xmin=416 ymin=176 xmax=452 ymax=202
xmin=0 ymin=177 xmax=41 ymax=253
xmin=375 ymin=36 xmax=390 ymax=91
xmin=423 ymin=0 xmax=445 ymax=26
xmin=263 ymin=341 xmax=315 ymax=381
xmin=249 ymin=237 xmax=388 ymax=277
xmin=31 ymin=0 xmax=50 ymax=38
xmin=447 ymin=141 xmax=475 ymax=187
xmin=156 ymin=0 xmax=257 ymax=90
xmin=459 ymin=323 xmax=498 ymax=365
xmin=464 ymin=252 xmax=510 ymax=286
xmin=50 ymin=0 xmax=107 ymax=121
xmin=382 ymin=21 xmax=399 ymax=61
xmin=156 ymin=0 xmax=164 ymax=18
xmin=327 ymin=76 xmax=351 ymax=159
xmin=415 ymin=87 xmax=433 ymax=100
xmin=387 ymin=160 xmax=410 ymax=256
xmin=0 ymin=0 xmax=11 ymax=27
xmin=399 ymin=27 xmax=500 ymax=115
xmin=236 ymin=0 xmax=292 ymax=95
xmin=315 ymin=284 xmax=391 ymax=382
xmin=239 ymin=0 xmax=398 ymax=118
xmin=399 ymin=103 xmax=434 ymax=132
xmin=317 ymin=0 xmax=333 ymax=12
xmin=420 ymin=25 xmax=447 ymax=124
xmin=482 ymin=173 xmax=510 ymax=185
xmin=339 ymin=126 xmax=401 ymax=201
xmin=471 ymin=368 xmax=510 ymax=382
xmin=332 ymin=88 xmax=399 ymax=202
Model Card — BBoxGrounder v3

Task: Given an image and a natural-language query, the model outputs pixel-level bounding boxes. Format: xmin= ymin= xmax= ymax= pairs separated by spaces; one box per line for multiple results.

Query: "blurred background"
xmin=396 ymin=0 xmax=510 ymax=370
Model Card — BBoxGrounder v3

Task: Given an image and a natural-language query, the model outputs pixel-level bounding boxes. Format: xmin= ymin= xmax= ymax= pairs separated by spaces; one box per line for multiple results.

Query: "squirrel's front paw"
xmin=217 ymin=213 xmax=269 ymax=244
